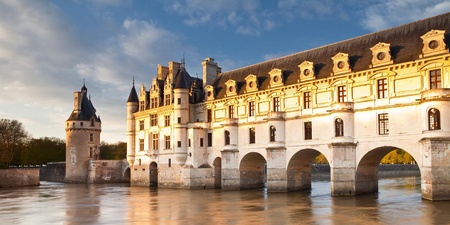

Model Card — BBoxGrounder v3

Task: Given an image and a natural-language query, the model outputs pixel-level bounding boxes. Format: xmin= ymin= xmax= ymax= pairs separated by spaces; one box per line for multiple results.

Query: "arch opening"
xmin=356 ymin=146 xmax=419 ymax=195
xmin=123 ymin=167 xmax=131 ymax=182
xmin=239 ymin=152 xmax=266 ymax=190
xmin=287 ymin=149 xmax=328 ymax=192
xmin=213 ymin=157 xmax=222 ymax=189
xmin=149 ymin=162 xmax=158 ymax=187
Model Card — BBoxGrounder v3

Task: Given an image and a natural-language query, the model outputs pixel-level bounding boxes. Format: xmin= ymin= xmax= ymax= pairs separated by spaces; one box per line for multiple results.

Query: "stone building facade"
xmin=127 ymin=13 xmax=450 ymax=200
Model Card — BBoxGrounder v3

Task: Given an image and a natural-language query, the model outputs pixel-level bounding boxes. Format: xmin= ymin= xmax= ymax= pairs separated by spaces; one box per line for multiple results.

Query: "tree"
xmin=100 ymin=141 xmax=126 ymax=160
xmin=20 ymin=137 xmax=65 ymax=165
xmin=0 ymin=119 xmax=29 ymax=166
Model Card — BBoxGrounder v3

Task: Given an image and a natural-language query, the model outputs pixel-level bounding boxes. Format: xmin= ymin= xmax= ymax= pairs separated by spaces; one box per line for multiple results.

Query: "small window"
xmin=335 ymin=118 xmax=344 ymax=137
xmin=165 ymin=135 xmax=171 ymax=149
xmin=269 ymin=126 xmax=276 ymax=142
xmin=249 ymin=101 xmax=255 ymax=116
xmin=165 ymin=94 xmax=171 ymax=106
xmin=428 ymin=108 xmax=441 ymax=130
xmin=377 ymin=78 xmax=387 ymax=99
xmin=188 ymin=138 xmax=191 ymax=147
xmin=249 ymin=127 xmax=255 ymax=144
xmin=90 ymin=118 xmax=95 ymax=126
xmin=168 ymin=158 xmax=171 ymax=167
xmin=207 ymin=133 xmax=212 ymax=147
xmin=430 ymin=69 xmax=441 ymax=89
xmin=164 ymin=115 xmax=170 ymax=127
xmin=207 ymin=109 xmax=212 ymax=122
xmin=90 ymin=133 xmax=93 ymax=142
xmin=378 ymin=113 xmax=389 ymax=135
xmin=177 ymin=117 xmax=181 ymax=124
xmin=150 ymin=114 xmax=158 ymax=126
xmin=200 ymin=138 xmax=204 ymax=147
xmin=304 ymin=122 xmax=312 ymax=140
xmin=303 ymin=92 xmax=311 ymax=109
xmin=139 ymin=139 xmax=144 ymax=151
xmin=177 ymin=141 xmax=181 ymax=148
xmin=177 ymin=98 xmax=181 ymax=105
xmin=337 ymin=86 xmax=346 ymax=102
xmin=139 ymin=120 xmax=144 ymax=130
xmin=273 ymin=97 xmax=280 ymax=112
xmin=228 ymin=105 xmax=234 ymax=118
xmin=224 ymin=130 xmax=230 ymax=145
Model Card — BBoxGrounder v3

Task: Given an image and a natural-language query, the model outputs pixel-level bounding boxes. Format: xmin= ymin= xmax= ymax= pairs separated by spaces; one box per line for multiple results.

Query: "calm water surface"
xmin=1 ymin=176 xmax=450 ymax=224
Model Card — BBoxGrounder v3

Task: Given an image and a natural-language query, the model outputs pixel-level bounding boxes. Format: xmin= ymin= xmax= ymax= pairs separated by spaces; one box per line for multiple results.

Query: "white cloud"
xmin=360 ymin=0 xmax=450 ymax=31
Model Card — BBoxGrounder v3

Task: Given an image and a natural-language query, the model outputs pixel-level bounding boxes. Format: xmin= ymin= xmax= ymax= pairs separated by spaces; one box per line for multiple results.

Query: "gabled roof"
xmin=211 ymin=12 xmax=450 ymax=99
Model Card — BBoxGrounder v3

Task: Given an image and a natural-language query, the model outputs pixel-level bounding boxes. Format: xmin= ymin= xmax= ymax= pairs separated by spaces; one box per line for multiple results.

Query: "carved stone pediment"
xmin=420 ymin=29 xmax=448 ymax=58
xmin=298 ymin=61 xmax=315 ymax=81
xmin=331 ymin=52 xmax=351 ymax=75
xmin=370 ymin=42 xmax=393 ymax=67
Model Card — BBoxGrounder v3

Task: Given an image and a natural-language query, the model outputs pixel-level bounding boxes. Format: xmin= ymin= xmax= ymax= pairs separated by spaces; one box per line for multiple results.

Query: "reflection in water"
xmin=1 ymin=176 xmax=450 ymax=224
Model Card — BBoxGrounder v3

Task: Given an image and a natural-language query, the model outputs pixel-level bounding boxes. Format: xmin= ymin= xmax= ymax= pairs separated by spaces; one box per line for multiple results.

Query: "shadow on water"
xmin=2 ymin=176 xmax=450 ymax=224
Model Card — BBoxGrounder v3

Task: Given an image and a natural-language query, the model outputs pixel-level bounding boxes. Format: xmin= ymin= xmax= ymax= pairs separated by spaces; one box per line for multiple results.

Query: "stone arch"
xmin=149 ymin=162 xmax=158 ymax=187
xmin=123 ymin=167 xmax=131 ymax=182
xmin=213 ymin=157 xmax=222 ymax=189
xmin=287 ymin=148 xmax=328 ymax=192
xmin=355 ymin=146 xmax=419 ymax=195
xmin=239 ymin=152 xmax=267 ymax=190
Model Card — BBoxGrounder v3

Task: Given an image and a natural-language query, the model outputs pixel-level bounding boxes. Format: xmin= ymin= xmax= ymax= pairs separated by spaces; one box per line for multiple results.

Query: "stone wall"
xmin=40 ymin=162 xmax=66 ymax=182
xmin=0 ymin=168 xmax=40 ymax=188
xmin=87 ymin=159 xmax=129 ymax=183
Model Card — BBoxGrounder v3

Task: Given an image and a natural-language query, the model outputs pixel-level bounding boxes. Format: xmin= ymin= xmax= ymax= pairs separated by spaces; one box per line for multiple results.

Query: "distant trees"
xmin=20 ymin=137 xmax=65 ymax=165
xmin=313 ymin=149 xmax=416 ymax=165
xmin=100 ymin=142 xmax=126 ymax=160
xmin=0 ymin=119 xmax=29 ymax=167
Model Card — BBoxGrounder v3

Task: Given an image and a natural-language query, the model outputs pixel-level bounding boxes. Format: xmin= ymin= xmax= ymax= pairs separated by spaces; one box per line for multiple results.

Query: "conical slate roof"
xmin=127 ymin=85 xmax=139 ymax=103
xmin=67 ymin=87 xmax=101 ymax=122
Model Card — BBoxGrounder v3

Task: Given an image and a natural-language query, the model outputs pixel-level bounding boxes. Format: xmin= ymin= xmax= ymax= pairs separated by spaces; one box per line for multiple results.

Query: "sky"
xmin=0 ymin=0 xmax=449 ymax=143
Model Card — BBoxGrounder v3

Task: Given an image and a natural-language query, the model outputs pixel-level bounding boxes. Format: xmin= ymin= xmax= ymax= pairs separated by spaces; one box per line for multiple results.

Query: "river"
xmin=1 ymin=176 xmax=450 ymax=224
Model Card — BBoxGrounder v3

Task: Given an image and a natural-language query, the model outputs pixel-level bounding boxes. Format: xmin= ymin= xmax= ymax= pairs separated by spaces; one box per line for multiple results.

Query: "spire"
xmin=181 ymin=54 xmax=185 ymax=69
xmin=127 ymin=78 xmax=139 ymax=103
xmin=81 ymin=79 xmax=87 ymax=92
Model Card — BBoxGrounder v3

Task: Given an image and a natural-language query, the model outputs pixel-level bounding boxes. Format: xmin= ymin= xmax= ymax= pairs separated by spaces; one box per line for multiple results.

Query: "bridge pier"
xmin=420 ymin=138 xmax=450 ymax=200
xmin=329 ymin=142 xmax=357 ymax=196
xmin=221 ymin=149 xmax=240 ymax=190
xmin=266 ymin=147 xmax=288 ymax=192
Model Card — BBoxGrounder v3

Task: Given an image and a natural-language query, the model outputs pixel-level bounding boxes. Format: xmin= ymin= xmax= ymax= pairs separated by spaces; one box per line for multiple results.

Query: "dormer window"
xmin=298 ymin=61 xmax=315 ymax=82
xmin=269 ymin=68 xmax=284 ymax=88
xmin=331 ymin=52 xmax=351 ymax=75
xmin=370 ymin=42 xmax=393 ymax=67
xmin=420 ymin=29 xmax=448 ymax=58
xmin=205 ymin=85 xmax=215 ymax=101
xmin=225 ymin=79 xmax=237 ymax=97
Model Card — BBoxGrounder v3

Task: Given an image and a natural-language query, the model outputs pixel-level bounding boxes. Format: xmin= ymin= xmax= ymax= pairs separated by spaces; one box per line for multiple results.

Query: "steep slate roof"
xmin=127 ymin=85 xmax=139 ymax=103
xmin=67 ymin=87 xmax=101 ymax=122
xmin=211 ymin=12 xmax=450 ymax=99
xmin=173 ymin=67 xmax=193 ymax=89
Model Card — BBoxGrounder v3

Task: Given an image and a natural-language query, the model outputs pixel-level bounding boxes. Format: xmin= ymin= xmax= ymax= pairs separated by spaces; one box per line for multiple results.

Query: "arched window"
xmin=270 ymin=126 xmax=276 ymax=142
xmin=335 ymin=118 xmax=344 ymax=137
xmin=224 ymin=130 xmax=230 ymax=145
xmin=428 ymin=108 xmax=441 ymax=130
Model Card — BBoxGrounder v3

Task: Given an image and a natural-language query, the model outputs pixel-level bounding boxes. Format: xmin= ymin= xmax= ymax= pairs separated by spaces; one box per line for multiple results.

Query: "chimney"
xmin=202 ymin=58 xmax=220 ymax=86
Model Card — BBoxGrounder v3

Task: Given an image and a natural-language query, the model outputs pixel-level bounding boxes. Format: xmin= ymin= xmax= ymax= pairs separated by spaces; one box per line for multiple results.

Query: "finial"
xmin=133 ymin=76 xmax=135 ymax=86
xmin=181 ymin=53 xmax=185 ymax=69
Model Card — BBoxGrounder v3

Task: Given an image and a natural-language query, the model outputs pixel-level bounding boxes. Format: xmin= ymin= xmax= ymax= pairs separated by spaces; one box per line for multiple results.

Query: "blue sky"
xmin=1 ymin=0 xmax=449 ymax=143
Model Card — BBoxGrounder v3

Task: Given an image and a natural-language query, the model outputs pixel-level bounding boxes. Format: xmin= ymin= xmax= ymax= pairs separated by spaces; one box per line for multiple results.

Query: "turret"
xmin=126 ymin=81 xmax=139 ymax=167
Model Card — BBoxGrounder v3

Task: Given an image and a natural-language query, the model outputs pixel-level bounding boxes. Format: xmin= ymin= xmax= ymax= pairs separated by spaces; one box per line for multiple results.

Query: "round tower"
xmin=126 ymin=81 xmax=139 ymax=166
xmin=65 ymin=83 xmax=102 ymax=183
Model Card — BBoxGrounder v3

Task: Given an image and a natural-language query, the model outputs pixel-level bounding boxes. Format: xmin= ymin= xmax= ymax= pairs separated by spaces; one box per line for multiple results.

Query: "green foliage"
xmin=0 ymin=119 xmax=29 ymax=166
xmin=100 ymin=142 xmax=126 ymax=160
xmin=380 ymin=149 xmax=416 ymax=164
xmin=19 ymin=137 xmax=65 ymax=165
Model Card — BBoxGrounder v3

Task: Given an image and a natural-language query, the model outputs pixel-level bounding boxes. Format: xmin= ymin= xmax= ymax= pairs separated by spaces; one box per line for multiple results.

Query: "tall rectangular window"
xmin=139 ymin=139 xmax=144 ymax=151
xmin=177 ymin=98 xmax=181 ymax=105
xmin=165 ymin=94 xmax=171 ymax=106
xmin=303 ymin=92 xmax=311 ymax=109
xmin=273 ymin=97 xmax=280 ymax=112
xmin=152 ymin=133 xmax=159 ymax=150
xmin=164 ymin=115 xmax=170 ymax=126
xmin=207 ymin=109 xmax=212 ymax=122
xmin=150 ymin=114 xmax=158 ymax=126
xmin=338 ymin=86 xmax=346 ymax=102
xmin=139 ymin=120 xmax=144 ymax=130
xmin=430 ymin=69 xmax=441 ymax=89
xmin=164 ymin=135 xmax=171 ymax=149
xmin=90 ymin=133 xmax=93 ymax=142
xmin=377 ymin=78 xmax=387 ymax=99
xmin=150 ymin=97 xmax=158 ymax=108
xmin=378 ymin=113 xmax=389 ymax=135
xmin=139 ymin=101 xmax=145 ymax=111
xmin=177 ymin=117 xmax=181 ymax=124
xmin=188 ymin=138 xmax=191 ymax=147
xmin=207 ymin=133 xmax=212 ymax=147
xmin=200 ymin=138 xmax=204 ymax=147
xmin=249 ymin=127 xmax=255 ymax=144
xmin=228 ymin=105 xmax=234 ymax=118
xmin=249 ymin=101 xmax=255 ymax=116
xmin=304 ymin=121 xmax=312 ymax=140
xmin=177 ymin=141 xmax=181 ymax=148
